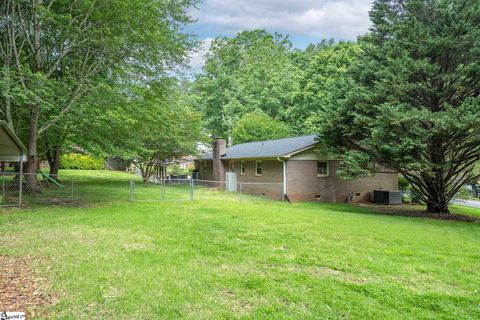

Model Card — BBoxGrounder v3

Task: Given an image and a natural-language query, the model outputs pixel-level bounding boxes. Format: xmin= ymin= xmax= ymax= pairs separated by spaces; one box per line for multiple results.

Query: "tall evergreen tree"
xmin=320 ymin=0 xmax=480 ymax=213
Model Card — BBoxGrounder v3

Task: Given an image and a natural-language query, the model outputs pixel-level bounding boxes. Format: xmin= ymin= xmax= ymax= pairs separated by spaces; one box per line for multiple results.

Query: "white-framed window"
xmin=317 ymin=161 xmax=329 ymax=177
xmin=255 ymin=160 xmax=262 ymax=176
xmin=229 ymin=160 xmax=235 ymax=172
xmin=241 ymin=161 xmax=245 ymax=175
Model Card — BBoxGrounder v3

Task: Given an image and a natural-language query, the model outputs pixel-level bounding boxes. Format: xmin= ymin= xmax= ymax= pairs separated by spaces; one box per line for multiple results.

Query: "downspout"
xmin=276 ymin=157 xmax=287 ymax=201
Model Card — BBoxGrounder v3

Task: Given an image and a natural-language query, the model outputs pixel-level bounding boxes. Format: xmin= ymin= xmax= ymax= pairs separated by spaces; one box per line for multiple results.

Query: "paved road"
xmin=451 ymin=198 xmax=480 ymax=208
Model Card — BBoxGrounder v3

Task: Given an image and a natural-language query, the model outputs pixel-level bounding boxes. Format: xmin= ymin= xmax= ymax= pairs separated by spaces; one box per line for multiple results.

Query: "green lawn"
xmin=1 ymin=170 xmax=479 ymax=319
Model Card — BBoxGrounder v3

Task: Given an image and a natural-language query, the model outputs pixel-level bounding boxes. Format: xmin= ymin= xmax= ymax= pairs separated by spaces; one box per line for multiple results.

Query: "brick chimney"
xmin=212 ymin=138 xmax=226 ymax=182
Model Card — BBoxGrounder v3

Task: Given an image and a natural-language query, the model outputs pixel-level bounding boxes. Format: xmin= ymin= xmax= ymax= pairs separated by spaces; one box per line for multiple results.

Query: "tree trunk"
xmin=25 ymin=104 xmax=40 ymax=193
xmin=426 ymin=198 xmax=449 ymax=214
xmin=424 ymin=180 xmax=450 ymax=214
xmin=425 ymin=142 xmax=449 ymax=214
xmin=141 ymin=168 xmax=150 ymax=183
xmin=140 ymin=160 xmax=161 ymax=183
xmin=45 ymin=142 xmax=62 ymax=180
xmin=24 ymin=0 xmax=42 ymax=193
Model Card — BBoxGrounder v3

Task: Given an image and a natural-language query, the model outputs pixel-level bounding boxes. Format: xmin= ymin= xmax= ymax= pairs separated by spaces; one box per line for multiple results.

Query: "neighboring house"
xmin=174 ymin=156 xmax=195 ymax=170
xmin=195 ymin=135 xmax=398 ymax=202
xmin=105 ymin=157 xmax=131 ymax=171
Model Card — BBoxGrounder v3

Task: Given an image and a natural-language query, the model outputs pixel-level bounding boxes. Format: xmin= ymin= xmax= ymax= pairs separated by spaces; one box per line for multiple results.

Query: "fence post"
xmin=190 ymin=178 xmax=194 ymax=200
xmin=159 ymin=179 xmax=162 ymax=201
xmin=239 ymin=183 xmax=243 ymax=202
xmin=161 ymin=179 xmax=165 ymax=200
xmin=129 ymin=180 xmax=135 ymax=202
xmin=129 ymin=180 xmax=132 ymax=201
xmin=18 ymin=153 xmax=23 ymax=206
xmin=1 ymin=173 xmax=4 ymax=205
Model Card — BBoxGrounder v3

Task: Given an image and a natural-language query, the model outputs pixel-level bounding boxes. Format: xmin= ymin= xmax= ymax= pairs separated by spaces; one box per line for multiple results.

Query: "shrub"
xmin=399 ymin=175 xmax=422 ymax=204
xmin=167 ymin=164 xmax=193 ymax=176
xmin=60 ymin=153 xmax=104 ymax=170
xmin=398 ymin=176 xmax=410 ymax=191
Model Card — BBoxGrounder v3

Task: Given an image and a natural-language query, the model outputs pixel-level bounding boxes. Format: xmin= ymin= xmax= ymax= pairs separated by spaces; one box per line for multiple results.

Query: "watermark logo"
xmin=0 ymin=312 xmax=25 ymax=320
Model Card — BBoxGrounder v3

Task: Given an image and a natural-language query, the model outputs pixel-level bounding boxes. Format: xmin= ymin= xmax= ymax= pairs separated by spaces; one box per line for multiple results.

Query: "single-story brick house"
xmin=195 ymin=135 xmax=398 ymax=202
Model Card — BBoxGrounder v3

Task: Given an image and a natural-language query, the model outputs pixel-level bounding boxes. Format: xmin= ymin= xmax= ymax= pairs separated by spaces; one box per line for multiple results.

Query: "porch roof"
xmin=0 ymin=120 xmax=27 ymax=161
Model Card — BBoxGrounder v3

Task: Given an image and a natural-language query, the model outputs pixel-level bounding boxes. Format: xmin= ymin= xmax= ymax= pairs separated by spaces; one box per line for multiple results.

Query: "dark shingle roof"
xmin=222 ymin=135 xmax=318 ymax=159
xmin=0 ymin=120 xmax=27 ymax=155
xmin=202 ymin=152 xmax=212 ymax=160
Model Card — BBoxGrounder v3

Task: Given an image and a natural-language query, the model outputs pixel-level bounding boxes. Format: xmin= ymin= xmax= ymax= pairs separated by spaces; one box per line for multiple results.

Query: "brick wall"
xmin=197 ymin=158 xmax=398 ymax=203
xmin=195 ymin=160 xmax=215 ymax=181
xmin=212 ymin=139 xmax=226 ymax=182
xmin=286 ymin=160 xmax=398 ymax=202
xmin=229 ymin=159 xmax=283 ymax=183
xmin=227 ymin=159 xmax=283 ymax=200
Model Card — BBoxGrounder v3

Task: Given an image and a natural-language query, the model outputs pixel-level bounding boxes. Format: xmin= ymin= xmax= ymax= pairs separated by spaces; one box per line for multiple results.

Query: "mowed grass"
xmin=1 ymin=170 xmax=479 ymax=319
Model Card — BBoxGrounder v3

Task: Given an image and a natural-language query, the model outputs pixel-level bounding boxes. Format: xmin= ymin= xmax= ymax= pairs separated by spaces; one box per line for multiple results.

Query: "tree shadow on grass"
xmin=303 ymin=202 xmax=479 ymax=222
xmin=354 ymin=203 xmax=478 ymax=222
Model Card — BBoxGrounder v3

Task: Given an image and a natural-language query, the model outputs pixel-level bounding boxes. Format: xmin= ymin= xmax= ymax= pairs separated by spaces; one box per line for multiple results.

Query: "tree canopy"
xmin=231 ymin=110 xmax=292 ymax=144
xmin=0 ymin=0 xmax=198 ymax=184
xmin=191 ymin=30 xmax=300 ymax=139
xmin=289 ymin=41 xmax=361 ymax=133
xmin=189 ymin=30 xmax=362 ymax=140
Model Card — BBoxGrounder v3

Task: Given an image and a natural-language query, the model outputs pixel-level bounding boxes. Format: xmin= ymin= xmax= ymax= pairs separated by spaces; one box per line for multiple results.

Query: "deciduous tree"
xmin=289 ymin=42 xmax=361 ymax=133
xmin=78 ymin=78 xmax=203 ymax=183
xmin=231 ymin=110 xmax=292 ymax=144
xmin=192 ymin=30 xmax=300 ymax=139
xmin=0 ymin=0 xmax=197 ymax=189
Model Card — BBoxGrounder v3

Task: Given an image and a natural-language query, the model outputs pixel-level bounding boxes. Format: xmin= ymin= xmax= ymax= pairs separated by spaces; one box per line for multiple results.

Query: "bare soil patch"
xmin=0 ymin=255 xmax=48 ymax=317
xmin=357 ymin=203 xmax=479 ymax=222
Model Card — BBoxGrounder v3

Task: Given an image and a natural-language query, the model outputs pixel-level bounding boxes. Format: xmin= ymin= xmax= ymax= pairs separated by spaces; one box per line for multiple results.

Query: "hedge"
xmin=60 ymin=153 xmax=104 ymax=170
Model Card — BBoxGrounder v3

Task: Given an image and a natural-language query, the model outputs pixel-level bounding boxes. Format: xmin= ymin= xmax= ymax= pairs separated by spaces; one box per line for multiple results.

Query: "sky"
xmin=187 ymin=0 xmax=374 ymax=70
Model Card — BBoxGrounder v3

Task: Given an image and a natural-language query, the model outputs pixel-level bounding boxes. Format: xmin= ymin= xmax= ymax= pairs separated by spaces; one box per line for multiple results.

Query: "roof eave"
xmin=220 ymin=143 xmax=320 ymax=160
xmin=282 ymin=142 xmax=320 ymax=158
xmin=221 ymin=156 xmax=282 ymax=160
xmin=0 ymin=120 xmax=27 ymax=154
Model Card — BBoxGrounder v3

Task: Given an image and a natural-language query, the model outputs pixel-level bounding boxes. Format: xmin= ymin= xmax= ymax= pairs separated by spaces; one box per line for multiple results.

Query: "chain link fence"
xmin=129 ymin=178 xmax=284 ymax=203
xmin=0 ymin=172 xmax=74 ymax=207
xmin=0 ymin=172 xmax=285 ymax=207
xmin=0 ymin=172 xmax=23 ymax=206
xmin=0 ymin=172 xmax=134 ymax=207
xmin=129 ymin=178 xmax=193 ymax=202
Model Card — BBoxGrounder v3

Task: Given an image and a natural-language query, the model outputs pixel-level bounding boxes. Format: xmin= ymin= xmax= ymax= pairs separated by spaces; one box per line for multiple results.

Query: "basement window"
xmin=317 ymin=161 xmax=329 ymax=177
xmin=241 ymin=161 xmax=245 ymax=175
xmin=255 ymin=160 xmax=262 ymax=176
